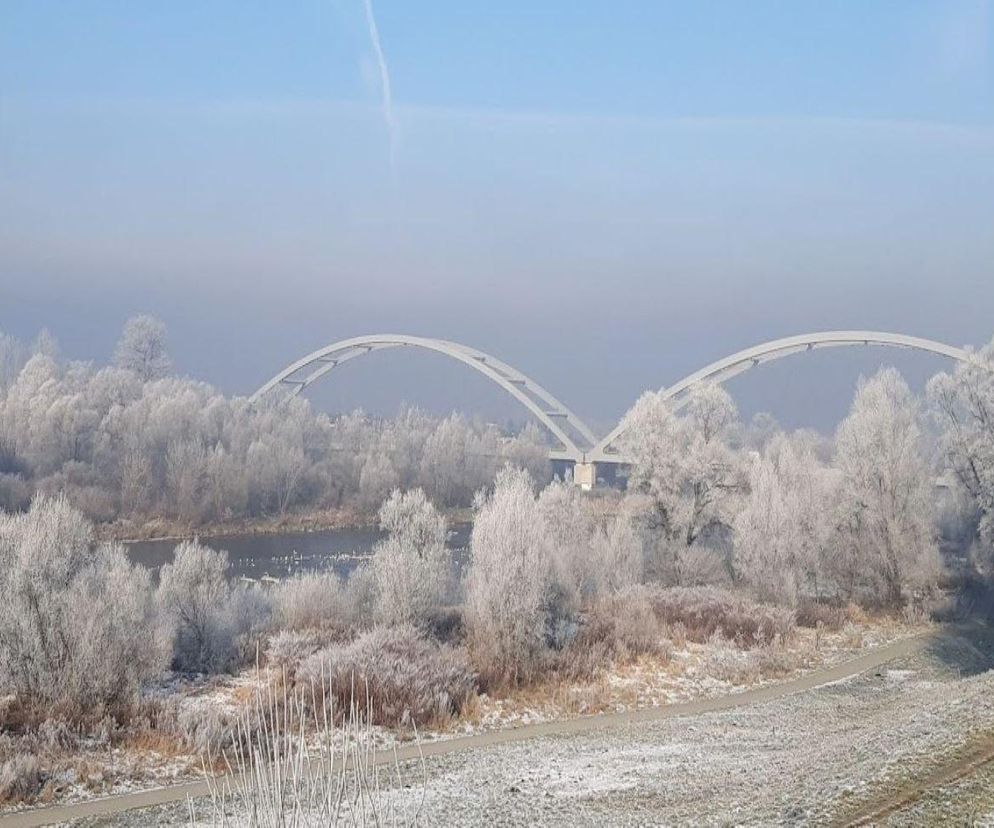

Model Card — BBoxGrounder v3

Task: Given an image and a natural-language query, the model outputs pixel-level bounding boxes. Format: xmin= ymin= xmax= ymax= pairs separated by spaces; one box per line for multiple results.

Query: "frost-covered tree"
xmin=833 ymin=368 xmax=940 ymax=605
xmin=742 ymin=411 xmax=782 ymax=452
xmin=0 ymin=324 xmax=571 ymax=525
xmin=0 ymin=331 xmax=31 ymax=394
xmin=0 ymin=496 xmax=168 ymax=713
xmin=372 ymin=488 xmax=449 ymax=627
xmin=589 ymin=512 xmax=644 ymax=592
xmin=358 ymin=451 xmax=400 ymax=514
xmin=928 ymin=337 xmax=994 ymax=557
xmin=165 ymin=438 xmax=208 ymax=523
xmin=537 ymin=478 xmax=600 ymax=608
xmin=618 ymin=384 xmax=745 ymax=583
xmin=113 ymin=314 xmax=172 ymax=381
xmin=464 ymin=466 xmax=551 ymax=685
xmin=157 ymin=540 xmax=235 ymax=673
xmin=32 ymin=328 xmax=60 ymax=361
xmin=734 ymin=434 xmax=839 ymax=604
xmin=502 ymin=422 xmax=553 ymax=486
xmin=418 ymin=413 xmax=471 ymax=506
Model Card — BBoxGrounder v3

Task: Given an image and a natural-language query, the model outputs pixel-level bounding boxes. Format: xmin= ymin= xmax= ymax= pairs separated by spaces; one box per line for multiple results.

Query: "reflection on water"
xmin=126 ymin=524 xmax=472 ymax=582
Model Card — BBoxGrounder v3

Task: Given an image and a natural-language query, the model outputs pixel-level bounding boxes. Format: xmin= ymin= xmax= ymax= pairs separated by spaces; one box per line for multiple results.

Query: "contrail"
xmin=361 ymin=0 xmax=397 ymax=165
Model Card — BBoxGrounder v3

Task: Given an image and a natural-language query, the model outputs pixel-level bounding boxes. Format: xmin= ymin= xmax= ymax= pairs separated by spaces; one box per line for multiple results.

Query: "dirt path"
xmin=0 ymin=633 xmax=930 ymax=828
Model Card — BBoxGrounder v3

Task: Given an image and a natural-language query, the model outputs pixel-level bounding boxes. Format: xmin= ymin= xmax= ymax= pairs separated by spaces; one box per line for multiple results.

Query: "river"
xmin=125 ymin=524 xmax=472 ymax=581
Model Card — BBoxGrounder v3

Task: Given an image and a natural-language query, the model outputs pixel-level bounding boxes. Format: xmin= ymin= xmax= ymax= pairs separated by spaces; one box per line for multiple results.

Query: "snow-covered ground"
xmin=66 ymin=622 xmax=994 ymax=826
xmin=459 ymin=617 xmax=918 ymax=732
xmin=0 ymin=616 xmax=927 ymax=818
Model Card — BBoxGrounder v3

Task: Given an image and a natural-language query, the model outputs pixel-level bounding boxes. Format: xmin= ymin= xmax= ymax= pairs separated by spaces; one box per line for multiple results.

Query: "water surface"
xmin=126 ymin=524 xmax=472 ymax=581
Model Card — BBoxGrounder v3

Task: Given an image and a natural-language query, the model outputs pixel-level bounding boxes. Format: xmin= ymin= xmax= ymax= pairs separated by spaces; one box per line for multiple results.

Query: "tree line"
xmin=0 ymin=316 xmax=551 ymax=526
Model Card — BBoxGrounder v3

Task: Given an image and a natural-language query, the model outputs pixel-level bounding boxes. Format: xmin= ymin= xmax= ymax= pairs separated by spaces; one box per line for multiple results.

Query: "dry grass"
xmin=796 ymin=599 xmax=848 ymax=631
xmin=192 ymin=676 xmax=426 ymax=826
xmin=0 ymin=756 xmax=42 ymax=806
xmin=701 ymin=634 xmax=806 ymax=685
xmin=647 ymin=585 xmax=796 ymax=646
xmin=297 ymin=625 xmax=477 ymax=729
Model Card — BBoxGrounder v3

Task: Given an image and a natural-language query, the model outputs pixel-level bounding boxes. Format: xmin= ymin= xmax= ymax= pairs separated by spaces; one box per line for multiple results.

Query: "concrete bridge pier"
xmin=574 ymin=461 xmax=596 ymax=491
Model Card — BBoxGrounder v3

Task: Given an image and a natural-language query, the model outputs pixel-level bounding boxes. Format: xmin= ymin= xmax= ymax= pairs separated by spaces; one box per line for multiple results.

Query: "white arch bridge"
xmin=252 ymin=331 xmax=972 ymax=482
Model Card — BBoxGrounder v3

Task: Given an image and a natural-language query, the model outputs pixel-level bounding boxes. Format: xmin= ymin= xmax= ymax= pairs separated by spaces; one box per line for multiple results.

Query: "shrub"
xmin=796 ymin=599 xmax=846 ymax=631
xmin=425 ymin=605 xmax=464 ymax=644
xmin=344 ymin=563 xmax=378 ymax=629
xmin=271 ymin=572 xmax=348 ymax=634
xmin=538 ymin=479 xmax=595 ymax=610
xmin=173 ymin=702 xmax=241 ymax=756
xmin=224 ymin=584 xmax=273 ymax=666
xmin=0 ymin=496 xmax=168 ymax=719
xmin=594 ymin=514 xmax=644 ymax=592
xmin=584 ymin=585 xmax=669 ymax=661
xmin=0 ymin=755 xmax=42 ymax=805
xmin=157 ymin=541 xmax=267 ymax=673
xmin=265 ymin=630 xmax=323 ymax=675
xmin=559 ymin=586 xmax=671 ymax=681
xmin=648 ymin=586 xmax=795 ymax=646
xmin=675 ymin=546 xmax=729 ymax=587
xmin=297 ymin=625 xmax=476 ymax=728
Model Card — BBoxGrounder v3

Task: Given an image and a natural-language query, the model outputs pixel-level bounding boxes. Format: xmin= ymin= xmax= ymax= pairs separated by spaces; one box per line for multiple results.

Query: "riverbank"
xmin=95 ymin=506 xmax=476 ymax=544
xmin=0 ymin=613 xmax=928 ymax=816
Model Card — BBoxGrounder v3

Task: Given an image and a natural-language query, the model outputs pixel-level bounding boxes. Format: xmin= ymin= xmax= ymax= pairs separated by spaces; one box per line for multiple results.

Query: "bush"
xmin=796 ymin=599 xmax=846 ymax=631
xmin=271 ymin=572 xmax=349 ymax=634
xmin=648 ymin=586 xmax=795 ymax=646
xmin=0 ymin=755 xmax=42 ymax=805
xmin=558 ymin=586 xmax=672 ymax=682
xmin=0 ymin=496 xmax=168 ymax=719
xmin=425 ymin=605 xmax=464 ymax=643
xmin=224 ymin=584 xmax=273 ymax=665
xmin=297 ymin=625 xmax=476 ymax=728
xmin=173 ymin=702 xmax=241 ymax=756
xmin=266 ymin=630 xmax=323 ymax=675
xmin=675 ymin=546 xmax=729 ymax=587
xmin=594 ymin=514 xmax=644 ymax=593
xmin=157 ymin=541 xmax=269 ymax=673
xmin=584 ymin=585 xmax=669 ymax=661
xmin=347 ymin=562 xmax=378 ymax=618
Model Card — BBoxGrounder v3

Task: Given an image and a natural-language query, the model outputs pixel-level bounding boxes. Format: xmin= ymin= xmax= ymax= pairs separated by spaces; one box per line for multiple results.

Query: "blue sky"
xmin=1 ymin=1 xmax=992 ymax=431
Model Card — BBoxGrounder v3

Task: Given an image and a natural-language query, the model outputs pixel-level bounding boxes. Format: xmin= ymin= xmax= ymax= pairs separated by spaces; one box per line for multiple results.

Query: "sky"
xmin=1 ymin=0 xmax=992 ymax=435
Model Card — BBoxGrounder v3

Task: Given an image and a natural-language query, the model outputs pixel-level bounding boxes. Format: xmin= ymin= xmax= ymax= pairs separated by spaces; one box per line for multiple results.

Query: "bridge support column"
xmin=574 ymin=461 xmax=596 ymax=492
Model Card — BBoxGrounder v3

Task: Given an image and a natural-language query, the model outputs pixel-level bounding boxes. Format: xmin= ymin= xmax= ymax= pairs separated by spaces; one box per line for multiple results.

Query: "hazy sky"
xmin=2 ymin=1 xmax=992 ymax=435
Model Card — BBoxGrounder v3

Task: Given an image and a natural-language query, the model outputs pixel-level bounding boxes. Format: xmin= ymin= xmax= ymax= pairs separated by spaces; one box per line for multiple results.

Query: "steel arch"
xmin=590 ymin=330 xmax=972 ymax=463
xmin=251 ymin=335 xmax=597 ymax=461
